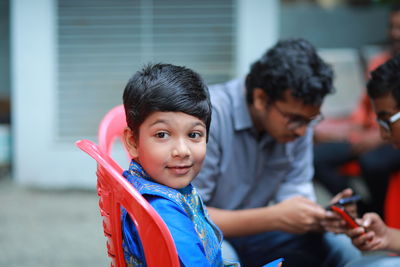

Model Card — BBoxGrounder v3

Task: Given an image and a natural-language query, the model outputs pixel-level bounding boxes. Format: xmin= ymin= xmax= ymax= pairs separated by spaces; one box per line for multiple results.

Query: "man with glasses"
xmin=193 ymin=38 xmax=361 ymax=267
xmin=272 ymin=102 xmax=324 ymax=132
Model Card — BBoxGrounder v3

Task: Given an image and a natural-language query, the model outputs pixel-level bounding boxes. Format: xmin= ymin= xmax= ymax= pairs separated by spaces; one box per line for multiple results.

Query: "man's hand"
xmin=273 ymin=196 xmax=326 ymax=234
xmin=321 ymin=188 xmax=357 ymax=233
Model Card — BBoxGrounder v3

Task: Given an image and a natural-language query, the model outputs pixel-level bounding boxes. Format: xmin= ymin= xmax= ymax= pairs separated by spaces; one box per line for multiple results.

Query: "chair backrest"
xmin=98 ymin=104 xmax=128 ymax=156
xmin=76 ymin=139 xmax=180 ymax=267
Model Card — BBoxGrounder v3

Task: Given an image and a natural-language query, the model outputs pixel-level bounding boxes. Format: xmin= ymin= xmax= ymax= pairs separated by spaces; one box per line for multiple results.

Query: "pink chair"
xmin=98 ymin=104 xmax=128 ymax=157
xmin=76 ymin=139 xmax=180 ymax=267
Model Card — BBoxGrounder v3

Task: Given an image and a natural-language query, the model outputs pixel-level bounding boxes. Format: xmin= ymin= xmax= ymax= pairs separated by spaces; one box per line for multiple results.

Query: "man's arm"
xmin=199 ymin=125 xmax=325 ymax=237
xmin=207 ymin=195 xmax=326 ymax=237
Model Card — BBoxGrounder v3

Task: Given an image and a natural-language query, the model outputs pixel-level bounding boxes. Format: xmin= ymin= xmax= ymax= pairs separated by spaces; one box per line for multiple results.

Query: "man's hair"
xmin=245 ymin=38 xmax=334 ymax=106
xmin=367 ymin=54 xmax=400 ymax=108
xmin=123 ymin=63 xmax=212 ymax=140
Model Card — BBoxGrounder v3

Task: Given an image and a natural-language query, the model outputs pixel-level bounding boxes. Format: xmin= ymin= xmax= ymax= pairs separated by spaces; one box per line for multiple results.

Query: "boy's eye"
xmin=155 ymin=132 xmax=169 ymax=138
xmin=188 ymin=132 xmax=203 ymax=139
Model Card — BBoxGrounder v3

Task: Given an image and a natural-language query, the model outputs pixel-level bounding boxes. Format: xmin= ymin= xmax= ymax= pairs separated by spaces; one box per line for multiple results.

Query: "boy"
xmin=120 ymin=63 xmax=231 ymax=266
xmin=343 ymin=54 xmax=400 ymax=266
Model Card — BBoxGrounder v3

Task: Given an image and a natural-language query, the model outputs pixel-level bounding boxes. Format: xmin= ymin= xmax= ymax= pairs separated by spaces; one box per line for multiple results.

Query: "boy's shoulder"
xmin=123 ymin=170 xmax=175 ymax=196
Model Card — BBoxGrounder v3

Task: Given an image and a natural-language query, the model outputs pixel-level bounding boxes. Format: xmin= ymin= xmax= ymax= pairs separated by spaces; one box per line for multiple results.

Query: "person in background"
xmin=313 ymin=4 xmax=400 ymax=218
xmin=344 ymin=53 xmax=400 ymax=267
xmin=193 ymin=38 xmax=361 ymax=267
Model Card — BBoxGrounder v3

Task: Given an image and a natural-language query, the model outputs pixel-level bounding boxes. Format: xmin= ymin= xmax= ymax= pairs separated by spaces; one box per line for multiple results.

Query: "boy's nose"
xmin=172 ymin=139 xmax=190 ymax=158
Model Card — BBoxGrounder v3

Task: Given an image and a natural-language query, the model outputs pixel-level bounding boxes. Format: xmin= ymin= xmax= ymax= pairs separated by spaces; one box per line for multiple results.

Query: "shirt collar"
xmin=230 ymin=78 xmax=276 ymax=147
xmin=128 ymin=160 xmax=152 ymax=180
xmin=231 ymin=78 xmax=254 ymax=131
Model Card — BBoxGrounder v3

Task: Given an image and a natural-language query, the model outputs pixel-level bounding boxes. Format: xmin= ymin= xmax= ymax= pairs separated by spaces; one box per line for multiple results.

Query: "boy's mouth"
xmin=166 ymin=165 xmax=193 ymax=175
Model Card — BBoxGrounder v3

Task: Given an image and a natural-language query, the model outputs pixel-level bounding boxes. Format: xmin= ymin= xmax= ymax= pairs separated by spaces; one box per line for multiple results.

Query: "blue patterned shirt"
xmin=122 ymin=161 xmax=225 ymax=267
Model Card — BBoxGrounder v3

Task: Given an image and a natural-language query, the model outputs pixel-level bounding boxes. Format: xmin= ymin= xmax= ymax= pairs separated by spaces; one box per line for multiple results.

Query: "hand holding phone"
xmin=326 ymin=195 xmax=364 ymax=233
xmin=329 ymin=205 xmax=360 ymax=229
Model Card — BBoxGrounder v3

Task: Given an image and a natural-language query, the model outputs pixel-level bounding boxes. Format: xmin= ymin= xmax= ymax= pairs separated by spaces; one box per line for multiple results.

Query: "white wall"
xmin=235 ymin=0 xmax=279 ymax=77
xmin=11 ymin=0 xmax=96 ymax=188
xmin=11 ymin=0 xmax=279 ymax=188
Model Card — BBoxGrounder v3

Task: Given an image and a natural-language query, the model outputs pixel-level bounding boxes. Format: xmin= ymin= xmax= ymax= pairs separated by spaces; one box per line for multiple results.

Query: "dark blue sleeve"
xmin=146 ymin=195 xmax=212 ymax=267
xmin=122 ymin=208 xmax=147 ymax=266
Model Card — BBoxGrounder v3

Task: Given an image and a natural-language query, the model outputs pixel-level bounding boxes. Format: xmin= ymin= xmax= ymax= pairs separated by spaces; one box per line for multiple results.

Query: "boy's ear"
xmin=253 ymin=88 xmax=268 ymax=110
xmin=123 ymin=127 xmax=138 ymax=159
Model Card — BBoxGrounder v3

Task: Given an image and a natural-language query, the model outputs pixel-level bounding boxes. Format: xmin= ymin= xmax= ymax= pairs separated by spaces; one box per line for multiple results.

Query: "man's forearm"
xmin=207 ymin=205 xmax=282 ymax=237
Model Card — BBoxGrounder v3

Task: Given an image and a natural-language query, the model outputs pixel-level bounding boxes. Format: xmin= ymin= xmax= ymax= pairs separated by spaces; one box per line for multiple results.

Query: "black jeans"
xmin=313 ymin=142 xmax=356 ymax=195
xmin=227 ymin=231 xmax=360 ymax=267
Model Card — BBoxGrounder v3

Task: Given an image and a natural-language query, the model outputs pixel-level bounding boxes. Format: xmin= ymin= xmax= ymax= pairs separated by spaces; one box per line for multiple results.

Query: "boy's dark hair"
xmin=245 ymin=38 xmax=334 ymax=106
xmin=367 ymin=54 xmax=400 ymax=108
xmin=123 ymin=63 xmax=212 ymax=140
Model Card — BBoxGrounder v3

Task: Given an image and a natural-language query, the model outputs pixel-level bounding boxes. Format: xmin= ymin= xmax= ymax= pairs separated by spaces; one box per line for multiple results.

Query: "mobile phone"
xmin=263 ymin=257 xmax=284 ymax=267
xmin=325 ymin=195 xmax=361 ymax=210
xmin=330 ymin=205 xmax=361 ymax=229
xmin=335 ymin=195 xmax=362 ymax=206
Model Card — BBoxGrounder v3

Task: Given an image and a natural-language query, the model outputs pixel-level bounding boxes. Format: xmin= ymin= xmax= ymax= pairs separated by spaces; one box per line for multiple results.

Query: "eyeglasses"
xmin=377 ymin=111 xmax=400 ymax=131
xmin=274 ymin=103 xmax=324 ymax=130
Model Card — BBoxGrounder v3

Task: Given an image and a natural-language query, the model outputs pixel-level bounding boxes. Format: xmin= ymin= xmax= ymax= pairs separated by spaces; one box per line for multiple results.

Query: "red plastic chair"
xmin=76 ymin=139 xmax=180 ymax=267
xmin=98 ymin=104 xmax=128 ymax=157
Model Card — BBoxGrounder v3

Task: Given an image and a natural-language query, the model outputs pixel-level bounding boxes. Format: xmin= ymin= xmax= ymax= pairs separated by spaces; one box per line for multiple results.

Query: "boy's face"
xmin=371 ymin=93 xmax=400 ymax=148
xmin=250 ymin=88 xmax=321 ymax=143
xmin=124 ymin=111 xmax=207 ymax=189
